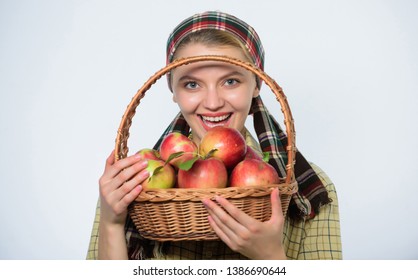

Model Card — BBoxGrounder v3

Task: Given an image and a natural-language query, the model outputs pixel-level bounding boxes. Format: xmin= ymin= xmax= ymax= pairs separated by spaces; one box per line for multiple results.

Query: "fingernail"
xmin=142 ymin=169 xmax=150 ymax=178
xmin=134 ymin=154 xmax=147 ymax=161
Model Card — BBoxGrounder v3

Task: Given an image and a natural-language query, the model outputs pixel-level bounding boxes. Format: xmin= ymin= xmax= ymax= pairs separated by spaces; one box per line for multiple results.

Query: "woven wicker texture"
xmin=115 ymin=55 xmax=298 ymax=241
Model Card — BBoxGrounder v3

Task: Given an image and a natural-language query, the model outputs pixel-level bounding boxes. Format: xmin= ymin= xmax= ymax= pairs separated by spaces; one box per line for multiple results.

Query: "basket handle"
xmin=115 ymin=55 xmax=296 ymax=184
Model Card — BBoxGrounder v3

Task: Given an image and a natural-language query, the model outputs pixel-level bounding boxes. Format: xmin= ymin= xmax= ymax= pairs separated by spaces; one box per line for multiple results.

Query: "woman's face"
xmin=171 ymin=43 xmax=259 ymax=144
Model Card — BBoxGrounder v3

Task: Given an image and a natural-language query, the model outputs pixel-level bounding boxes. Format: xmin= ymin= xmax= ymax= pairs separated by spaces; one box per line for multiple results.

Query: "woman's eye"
xmin=185 ymin=81 xmax=198 ymax=89
xmin=225 ymin=79 xmax=239 ymax=86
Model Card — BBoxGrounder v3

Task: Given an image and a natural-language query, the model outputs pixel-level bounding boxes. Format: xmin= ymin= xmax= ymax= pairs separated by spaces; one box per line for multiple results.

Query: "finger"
xmin=203 ymin=198 xmax=246 ymax=238
xmin=114 ymin=184 xmax=143 ymax=215
xmin=269 ymin=187 xmax=284 ymax=224
xmin=110 ymin=160 xmax=149 ymax=193
xmin=115 ymin=159 xmax=148 ymax=184
xmin=104 ymin=150 xmax=115 ymax=169
xmin=105 ymin=153 xmax=146 ymax=179
xmin=101 ymin=160 xmax=148 ymax=197
xmin=214 ymin=195 xmax=256 ymax=228
xmin=207 ymin=214 xmax=234 ymax=246
xmin=105 ymin=168 xmax=149 ymax=214
xmin=99 ymin=150 xmax=116 ymax=190
xmin=115 ymin=168 xmax=149 ymax=199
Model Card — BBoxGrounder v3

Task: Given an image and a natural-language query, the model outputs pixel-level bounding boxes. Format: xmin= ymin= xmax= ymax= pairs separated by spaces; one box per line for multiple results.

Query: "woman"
xmin=87 ymin=11 xmax=342 ymax=260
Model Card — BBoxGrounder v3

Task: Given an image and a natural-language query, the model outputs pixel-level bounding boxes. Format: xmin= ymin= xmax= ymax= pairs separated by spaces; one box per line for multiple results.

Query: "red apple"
xmin=135 ymin=148 xmax=160 ymax=160
xmin=159 ymin=132 xmax=198 ymax=168
xmin=141 ymin=159 xmax=176 ymax=189
xmin=199 ymin=126 xmax=247 ymax=169
xmin=178 ymin=157 xmax=228 ymax=189
xmin=244 ymin=146 xmax=263 ymax=160
xmin=229 ymin=158 xmax=281 ymax=188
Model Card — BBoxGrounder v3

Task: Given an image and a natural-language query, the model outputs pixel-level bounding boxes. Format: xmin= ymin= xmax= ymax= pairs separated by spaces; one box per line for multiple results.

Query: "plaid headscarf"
xmin=166 ymin=11 xmax=264 ymax=70
xmin=124 ymin=11 xmax=331 ymax=259
xmin=166 ymin=11 xmax=264 ymax=92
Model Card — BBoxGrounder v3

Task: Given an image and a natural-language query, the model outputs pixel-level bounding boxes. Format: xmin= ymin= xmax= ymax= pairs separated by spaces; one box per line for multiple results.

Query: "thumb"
xmin=269 ymin=187 xmax=284 ymax=224
xmin=104 ymin=150 xmax=115 ymax=169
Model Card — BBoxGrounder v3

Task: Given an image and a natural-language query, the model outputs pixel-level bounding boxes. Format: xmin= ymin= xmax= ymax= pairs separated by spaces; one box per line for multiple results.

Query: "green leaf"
xmin=204 ymin=148 xmax=218 ymax=160
xmin=178 ymin=156 xmax=200 ymax=171
xmin=153 ymin=166 xmax=164 ymax=176
xmin=165 ymin=151 xmax=184 ymax=165
xmin=148 ymin=166 xmax=164 ymax=182
xmin=262 ymin=152 xmax=271 ymax=163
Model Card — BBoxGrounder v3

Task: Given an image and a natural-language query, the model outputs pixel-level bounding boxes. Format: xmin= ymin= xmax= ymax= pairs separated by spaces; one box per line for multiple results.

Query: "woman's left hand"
xmin=202 ymin=188 xmax=287 ymax=260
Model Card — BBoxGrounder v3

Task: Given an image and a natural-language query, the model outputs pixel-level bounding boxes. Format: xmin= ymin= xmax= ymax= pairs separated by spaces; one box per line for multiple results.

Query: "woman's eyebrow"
xmin=177 ymin=74 xmax=200 ymax=83
xmin=219 ymin=71 xmax=246 ymax=80
xmin=177 ymin=70 xmax=246 ymax=82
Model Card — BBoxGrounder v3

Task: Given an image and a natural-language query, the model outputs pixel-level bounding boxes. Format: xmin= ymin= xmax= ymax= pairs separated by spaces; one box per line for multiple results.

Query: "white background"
xmin=1 ymin=0 xmax=417 ymax=260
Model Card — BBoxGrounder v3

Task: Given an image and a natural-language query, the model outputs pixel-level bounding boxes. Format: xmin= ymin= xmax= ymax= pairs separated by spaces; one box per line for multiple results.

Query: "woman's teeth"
xmin=202 ymin=115 xmax=229 ymax=122
xmin=201 ymin=114 xmax=231 ymax=127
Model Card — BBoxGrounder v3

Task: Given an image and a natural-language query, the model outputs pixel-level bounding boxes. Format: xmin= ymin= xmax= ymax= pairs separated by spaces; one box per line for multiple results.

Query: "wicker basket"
xmin=115 ymin=55 xmax=298 ymax=241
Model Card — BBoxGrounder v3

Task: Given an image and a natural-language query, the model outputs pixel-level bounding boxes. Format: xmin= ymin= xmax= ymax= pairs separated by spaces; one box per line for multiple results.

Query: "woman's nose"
xmin=203 ymin=86 xmax=225 ymax=110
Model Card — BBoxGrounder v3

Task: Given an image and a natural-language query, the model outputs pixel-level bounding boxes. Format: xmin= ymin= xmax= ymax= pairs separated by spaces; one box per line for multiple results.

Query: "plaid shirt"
xmin=86 ymin=131 xmax=342 ymax=260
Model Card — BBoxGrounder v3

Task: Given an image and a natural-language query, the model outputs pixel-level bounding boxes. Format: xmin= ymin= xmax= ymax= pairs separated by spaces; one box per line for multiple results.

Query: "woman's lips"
xmin=199 ymin=113 xmax=232 ymax=130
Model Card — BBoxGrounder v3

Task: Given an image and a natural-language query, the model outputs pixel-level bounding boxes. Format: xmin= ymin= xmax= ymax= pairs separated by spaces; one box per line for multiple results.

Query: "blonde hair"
xmin=172 ymin=29 xmax=255 ymax=65
xmin=171 ymin=29 xmax=260 ymax=88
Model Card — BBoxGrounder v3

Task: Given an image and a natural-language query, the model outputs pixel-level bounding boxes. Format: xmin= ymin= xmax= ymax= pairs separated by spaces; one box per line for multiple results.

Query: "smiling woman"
xmin=171 ymin=44 xmax=259 ymax=143
xmin=87 ymin=10 xmax=342 ymax=260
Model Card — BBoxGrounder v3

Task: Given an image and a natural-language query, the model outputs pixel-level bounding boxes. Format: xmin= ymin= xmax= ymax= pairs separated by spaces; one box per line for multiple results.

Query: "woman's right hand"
xmin=98 ymin=150 xmax=149 ymax=226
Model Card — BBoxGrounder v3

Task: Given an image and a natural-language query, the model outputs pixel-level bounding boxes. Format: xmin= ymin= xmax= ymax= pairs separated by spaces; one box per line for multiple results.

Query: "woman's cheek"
xmin=175 ymin=93 xmax=201 ymax=113
xmin=228 ymin=92 xmax=253 ymax=111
